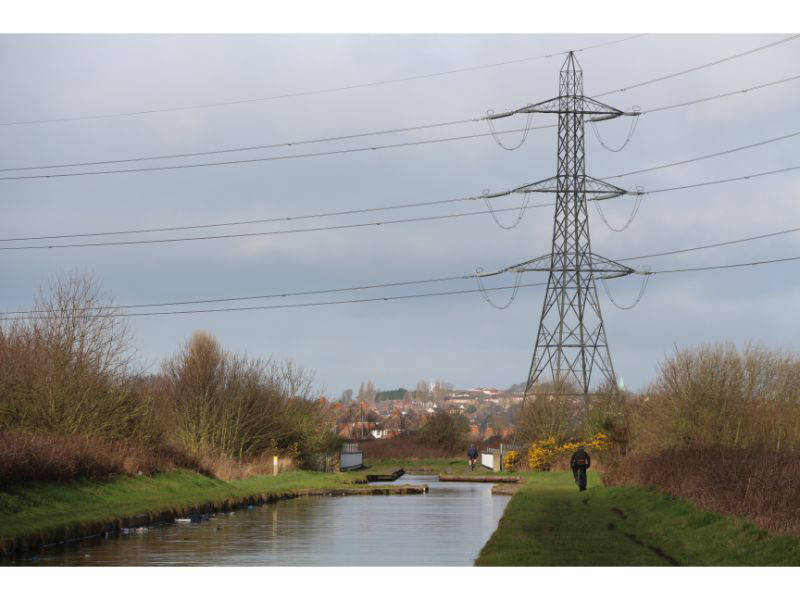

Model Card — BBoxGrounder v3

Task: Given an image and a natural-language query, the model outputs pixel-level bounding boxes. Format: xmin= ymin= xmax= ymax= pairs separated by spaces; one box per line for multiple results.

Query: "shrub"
xmin=359 ymin=432 xmax=466 ymax=460
xmin=418 ymin=410 xmax=470 ymax=451
xmin=0 ymin=429 xmax=205 ymax=486
xmin=631 ymin=343 xmax=800 ymax=453
xmin=158 ymin=331 xmax=334 ymax=464
xmin=527 ymin=433 xmax=610 ymax=471
xmin=514 ymin=381 xmax=584 ymax=445
xmin=502 ymin=450 xmax=521 ymax=472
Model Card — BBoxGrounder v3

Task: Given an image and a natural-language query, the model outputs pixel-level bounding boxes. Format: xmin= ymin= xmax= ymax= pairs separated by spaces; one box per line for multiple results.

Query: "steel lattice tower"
xmin=482 ymin=51 xmax=640 ymax=395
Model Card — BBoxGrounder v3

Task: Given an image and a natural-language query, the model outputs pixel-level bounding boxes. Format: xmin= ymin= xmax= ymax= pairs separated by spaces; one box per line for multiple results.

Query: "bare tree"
xmin=0 ymin=270 xmax=149 ymax=440
xmin=159 ymin=331 xmax=330 ymax=461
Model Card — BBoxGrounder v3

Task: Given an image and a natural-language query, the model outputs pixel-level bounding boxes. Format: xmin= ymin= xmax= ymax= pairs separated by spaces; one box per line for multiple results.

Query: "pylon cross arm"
xmin=478 ymin=253 xmax=635 ymax=279
xmin=486 ymin=95 xmax=637 ymax=122
xmin=511 ymin=175 xmax=629 ymax=198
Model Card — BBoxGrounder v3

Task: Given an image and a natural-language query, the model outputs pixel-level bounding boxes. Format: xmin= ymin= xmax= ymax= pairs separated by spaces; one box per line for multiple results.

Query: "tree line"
xmin=0 ymin=272 xmax=338 ymax=485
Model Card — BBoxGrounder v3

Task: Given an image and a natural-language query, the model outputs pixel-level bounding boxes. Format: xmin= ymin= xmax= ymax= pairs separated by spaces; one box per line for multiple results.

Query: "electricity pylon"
xmin=481 ymin=51 xmax=641 ymax=396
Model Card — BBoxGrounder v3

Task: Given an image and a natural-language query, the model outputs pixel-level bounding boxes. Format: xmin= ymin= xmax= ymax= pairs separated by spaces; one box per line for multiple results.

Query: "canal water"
xmin=27 ymin=475 xmax=510 ymax=566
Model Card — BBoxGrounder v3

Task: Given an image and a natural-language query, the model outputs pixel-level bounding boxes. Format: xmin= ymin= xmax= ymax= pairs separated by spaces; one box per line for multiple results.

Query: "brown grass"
xmin=0 ymin=430 xmax=207 ymax=486
xmin=200 ymin=454 xmax=296 ymax=481
xmin=604 ymin=446 xmax=800 ymax=534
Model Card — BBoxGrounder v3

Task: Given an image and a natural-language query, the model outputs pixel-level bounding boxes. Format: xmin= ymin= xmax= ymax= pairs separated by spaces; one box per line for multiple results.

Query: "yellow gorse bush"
xmin=527 ymin=432 xmax=610 ymax=471
xmin=503 ymin=450 xmax=521 ymax=472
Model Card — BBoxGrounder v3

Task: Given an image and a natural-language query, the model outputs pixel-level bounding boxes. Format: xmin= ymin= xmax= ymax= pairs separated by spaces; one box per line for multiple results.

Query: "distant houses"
xmin=330 ymin=384 xmax=523 ymax=442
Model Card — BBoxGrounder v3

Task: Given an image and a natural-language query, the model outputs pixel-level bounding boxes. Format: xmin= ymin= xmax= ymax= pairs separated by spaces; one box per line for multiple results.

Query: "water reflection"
xmin=29 ymin=475 xmax=510 ymax=566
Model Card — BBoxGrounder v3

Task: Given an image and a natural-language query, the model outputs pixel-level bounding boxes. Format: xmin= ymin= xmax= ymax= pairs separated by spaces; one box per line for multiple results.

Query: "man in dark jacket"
xmin=570 ymin=446 xmax=591 ymax=491
xmin=467 ymin=446 xmax=479 ymax=470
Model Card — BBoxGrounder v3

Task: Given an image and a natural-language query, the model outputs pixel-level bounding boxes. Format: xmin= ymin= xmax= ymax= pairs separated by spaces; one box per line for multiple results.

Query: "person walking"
xmin=570 ymin=446 xmax=591 ymax=491
xmin=467 ymin=446 xmax=479 ymax=471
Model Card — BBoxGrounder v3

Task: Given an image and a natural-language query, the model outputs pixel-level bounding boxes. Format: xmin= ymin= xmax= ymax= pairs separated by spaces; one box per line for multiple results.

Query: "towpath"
xmin=476 ymin=471 xmax=676 ymax=565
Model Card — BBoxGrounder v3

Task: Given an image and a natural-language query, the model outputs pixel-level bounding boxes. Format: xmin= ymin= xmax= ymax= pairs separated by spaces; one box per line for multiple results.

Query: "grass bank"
xmin=476 ymin=471 xmax=800 ymax=566
xmin=0 ymin=469 xmax=414 ymax=558
xmin=605 ymin=446 xmax=800 ymax=534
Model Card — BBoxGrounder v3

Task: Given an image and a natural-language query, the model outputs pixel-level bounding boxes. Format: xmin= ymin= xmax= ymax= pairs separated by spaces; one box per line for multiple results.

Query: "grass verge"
xmin=0 ymin=469 xmax=366 ymax=548
xmin=475 ymin=471 xmax=800 ymax=566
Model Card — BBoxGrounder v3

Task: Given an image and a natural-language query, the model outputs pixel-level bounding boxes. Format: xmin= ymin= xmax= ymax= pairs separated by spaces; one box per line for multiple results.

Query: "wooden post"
xmin=273 ymin=455 xmax=279 ymax=476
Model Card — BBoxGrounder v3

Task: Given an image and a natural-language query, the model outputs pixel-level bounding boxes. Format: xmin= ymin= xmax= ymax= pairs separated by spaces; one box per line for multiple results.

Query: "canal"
xmin=28 ymin=475 xmax=511 ymax=566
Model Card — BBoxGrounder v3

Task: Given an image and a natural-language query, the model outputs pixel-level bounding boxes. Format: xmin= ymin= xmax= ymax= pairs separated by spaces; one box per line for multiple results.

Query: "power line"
xmin=641 ymin=165 xmax=800 ymax=195
xmin=3 ymin=71 xmax=798 ymax=176
xmin=6 ymin=249 xmax=800 ymax=321
xmin=593 ymin=34 xmax=800 ymax=98
xmin=649 ymin=255 xmax=800 ymax=275
xmin=2 ymin=161 xmax=796 ymax=249
xmin=0 ymin=117 xmax=483 ymax=173
xmin=641 ymin=73 xmax=800 ymax=114
xmin=0 ymin=124 xmax=550 ymax=181
xmin=0 ymin=192 xmax=523 ymax=242
xmin=0 ymin=35 xmax=646 ymax=128
xmin=0 ymin=281 xmax=549 ymax=321
xmin=602 ymin=130 xmax=800 ymax=180
xmin=620 ymin=222 xmax=800 ymax=262
xmin=0 ymin=203 xmax=540 ymax=250
xmin=0 ymin=274 xmax=479 ymax=315
xmin=1 ymin=116 xmax=797 ymax=188
xmin=8 ymin=216 xmax=800 ymax=316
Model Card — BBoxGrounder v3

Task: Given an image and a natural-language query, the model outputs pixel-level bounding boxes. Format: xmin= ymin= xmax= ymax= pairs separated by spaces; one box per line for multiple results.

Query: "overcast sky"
xmin=0 ymin=33 xmax=797 ymax=396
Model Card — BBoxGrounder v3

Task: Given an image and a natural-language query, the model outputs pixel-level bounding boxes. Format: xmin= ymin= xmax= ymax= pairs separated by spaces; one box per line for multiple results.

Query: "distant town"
xmin=325 ymin=380 xmax=525 ymax=442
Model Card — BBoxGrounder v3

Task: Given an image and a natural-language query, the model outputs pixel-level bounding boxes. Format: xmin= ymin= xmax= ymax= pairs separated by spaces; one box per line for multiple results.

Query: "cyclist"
xmin=570 ymin=446 xmax=591 ymax=491
xmin=467 ymin=445 xmax=479 ymax=471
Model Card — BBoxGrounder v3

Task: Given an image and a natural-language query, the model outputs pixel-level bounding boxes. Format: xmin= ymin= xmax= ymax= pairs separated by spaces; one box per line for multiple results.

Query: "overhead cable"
xmin=0 ymin=281 xmax=549 ymax=321
xmin=7 ymin=251 xmax=800 ymax=321
xmin=0 ymin=35 xmax=646 ymax=128
xmin=592 ymin=34 xmax=800 ymax=98
xmin=641 ymin=73 xmax=800 ymax=114
xmin=646 ymin=255 xmax=800 ymax=275
xmin=603 ymin=130 xmax=800 ymax=180
xmin=0 ymin=124 xmax=550 ymax=181
xmin=619 ymin=222 xmax=800 ymax=262
xmin=590 ymin=111 xmax=640 ymax=152
xmin=0 ymin=274 xmax=480 ymax=315
xmin=475 ymin=268 xmax=525 ymax=309
xmin=641 ymin=165 xmax=800 ymax=195
xmin=1 ymin=69 xmax=798 ymax=176
xmin=0 ymin=192 xmax=517 ymax=242
xmin=600 ymin=273 xmax=651 ymax=310
xmin=1 ymin=163 xmax=797 ymax=250
xmin=0 ymin=202 xmax=541 ymax=250
xmin=0 ymin=117 xmax=484 ymax=173
xmin=2 ymin=74 xmax=798 ymax=178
